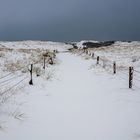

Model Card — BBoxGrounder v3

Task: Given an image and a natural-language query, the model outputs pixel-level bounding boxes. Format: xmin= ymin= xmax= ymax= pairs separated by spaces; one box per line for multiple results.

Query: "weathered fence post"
xmin=113 ymin=62 xmax=116 ymax=74
xmin=129 ymin=66 xmax=133 ymax=89
xmin=43 ymin=57 xmax=46 ymax=69
xmin=29 ymin=64 xmax=33 ymax=85
xmin=97 ymin=56 xmax=100 ymax=65
xmin=92 ymin=53 xmax=94 ymax=58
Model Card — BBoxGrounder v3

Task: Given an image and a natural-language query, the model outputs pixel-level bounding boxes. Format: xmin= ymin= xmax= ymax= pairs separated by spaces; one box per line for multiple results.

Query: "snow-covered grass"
xmin=0 ymin=41 xmax=72 ymax=51
xmin=76 ymin=41 xmax=140 ymax=69
xmin=0 ymin=43 xmax=59 ymax=131
xmin=0 ymin=41 xmax=140 ymax=140
xmin=72 ymin=45 xmax=140 ymax=88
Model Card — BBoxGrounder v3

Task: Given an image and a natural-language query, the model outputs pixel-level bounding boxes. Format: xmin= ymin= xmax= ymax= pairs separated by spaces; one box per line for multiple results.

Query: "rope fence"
xmin=0 ymin=76 xmax=28 ymax=96
xmin=76 ymin=49 xmax=140 ymax=89
xmin=0 ymin=50 xmax=57 ymax=98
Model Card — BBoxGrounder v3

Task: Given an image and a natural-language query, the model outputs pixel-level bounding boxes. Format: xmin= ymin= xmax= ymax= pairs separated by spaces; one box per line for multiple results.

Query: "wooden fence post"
xmin=29 ymin=64 xmax=33 ymax=85
xmin=92 ymin=53 xmax=94 ymax=58
xmin=113 ymin=62 xmax=116 ymax=74
xmin=129 ymin=66 xmax=133 ymax=89
xmin=43 ymin=57 xmax=46 ymax=69
xmin=97 ymin=56 xmax=100 ymax=65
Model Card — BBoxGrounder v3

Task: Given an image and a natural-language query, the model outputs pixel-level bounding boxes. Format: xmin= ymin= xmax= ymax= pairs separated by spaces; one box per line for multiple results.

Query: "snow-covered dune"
xmin=0 ymin=40 xmax=140 ymax=140
xmin=74 ymin=40 xmax=140 ymax=70
xmin=0 ymin=41 xmax=73 ymax=51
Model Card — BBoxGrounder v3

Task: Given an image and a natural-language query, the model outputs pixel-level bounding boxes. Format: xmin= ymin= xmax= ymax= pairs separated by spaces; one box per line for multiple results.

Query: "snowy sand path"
xmin=1 ymin=53 xmax=140 ymax=140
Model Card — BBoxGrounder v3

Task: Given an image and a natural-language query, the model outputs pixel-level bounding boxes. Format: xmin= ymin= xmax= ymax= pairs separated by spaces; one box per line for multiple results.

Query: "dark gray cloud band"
xmin=0 ymin=0 xmax=140 ymax=41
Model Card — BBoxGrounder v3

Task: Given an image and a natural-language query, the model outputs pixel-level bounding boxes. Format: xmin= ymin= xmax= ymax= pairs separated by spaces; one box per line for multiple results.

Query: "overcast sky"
xmin=0 ymin=0 xmax=140 ymax=41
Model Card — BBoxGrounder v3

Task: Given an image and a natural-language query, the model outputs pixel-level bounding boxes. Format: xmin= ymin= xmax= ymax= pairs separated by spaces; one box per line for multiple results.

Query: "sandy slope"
xmin=0 ymin=53 xmax=140 ymax=140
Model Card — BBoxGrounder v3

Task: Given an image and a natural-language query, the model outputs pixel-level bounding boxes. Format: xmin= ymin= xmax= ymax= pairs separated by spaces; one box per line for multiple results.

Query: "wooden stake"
xmin=113 ymin=62 xmax=116 ymax=74
xmin=43 ymin=57 xmax=46 ymax=69
xmin=92 ymin=53 xmax=94 ymax=58
xmin=29 ymin=64 xmax=33 ymax=85
xmin=129 ymin=67 xmax=133 ymax=89
xmin=97 ymin=56 xmax=100 ymax=65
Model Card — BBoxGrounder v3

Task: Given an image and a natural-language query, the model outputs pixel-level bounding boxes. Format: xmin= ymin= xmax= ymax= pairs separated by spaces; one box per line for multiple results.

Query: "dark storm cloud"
xmin=0 ymin=0 xmax=140 ymax=41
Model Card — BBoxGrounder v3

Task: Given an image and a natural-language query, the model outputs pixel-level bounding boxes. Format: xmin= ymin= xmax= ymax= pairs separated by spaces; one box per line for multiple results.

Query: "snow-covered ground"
xmin=76 ymin=41 xmax=140 ymax=69
xmin=0 ymin=41 xmax=72 ymax=51
xmin=0 ymin=41 xmax=140 ymax=140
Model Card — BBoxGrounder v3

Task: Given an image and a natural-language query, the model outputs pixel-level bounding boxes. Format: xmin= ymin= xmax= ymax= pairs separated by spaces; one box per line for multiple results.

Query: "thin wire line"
xmin=0 ymin=74 xmax=23 ymax=85
xmin=134 ymin=70 xmax=140 ymax=74
xmin=0 ymin=76 xmax=28 ymax=96
xmin=0 ymin=73 xmax=13 ymax=80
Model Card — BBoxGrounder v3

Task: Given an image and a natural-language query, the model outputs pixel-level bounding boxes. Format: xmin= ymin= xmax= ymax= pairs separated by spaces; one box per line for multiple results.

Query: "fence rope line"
xmin=0 ymin=74 xmax=28 ymax=87
xmin=88 ymin=52 xmax=129 ymax=70
xmin=0 ymin=74 xmax=23 ymax=85
xmin=119 ymin=75 xmax=128 ymax=81
xmin=133 ymin=84 xmax=140 ymax=89
xmin=85 ymin=49 xmax=140 ymax=89
xmin=0 ymin=76 xmax=28 ymax=96
xmin=134 ymin=74 xmax=140 ymax=79
xmin=121 ymin=71 xmax=128 ymax=76
xmin=0 ymin=78 xmax=21 ymax=87
xmin=0 ymin=51 xmax=58 ymax=99
xmin=134 ymin=70 xmax=140 ymax=74
xmin=134 ymin=77 xmax=140 ymax=82
xmin=80 ymin=50 xmax=140 ymax=89
xmin=11 ymin=59 xmax=43 ymax=73
xmin=0 ymin=73 xmax=13 ymax=80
